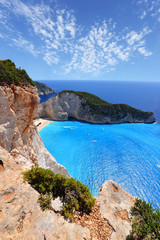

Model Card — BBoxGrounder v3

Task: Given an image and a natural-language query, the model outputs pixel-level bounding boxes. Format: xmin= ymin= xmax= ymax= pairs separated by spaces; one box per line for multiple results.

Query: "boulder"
xmin=98 ymin=180 xmax=135 ymax=240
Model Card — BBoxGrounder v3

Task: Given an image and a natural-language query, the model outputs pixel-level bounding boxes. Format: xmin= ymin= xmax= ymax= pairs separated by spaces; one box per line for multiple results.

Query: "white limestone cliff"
xmin=0 ymin=85 xmax=136 ymax=239
xmin=35 ymin=91 xmax=156 ymax=124
xmin=0 ymin=85 xmax=70 ymax=177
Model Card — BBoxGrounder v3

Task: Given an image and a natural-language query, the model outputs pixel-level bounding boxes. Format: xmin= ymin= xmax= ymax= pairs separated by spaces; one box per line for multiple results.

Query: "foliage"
xmin=0 ymin=59 xmax=35 ymax=86
xmin=128 ymin=198 xmax=160 ymax=240
xmin=38 ymin=193 xmax=52 ymax=211
xmin=59 ymin=90 xmax=153 ymax=119
xmin=23 ymin=165 xmax=95 ymax=219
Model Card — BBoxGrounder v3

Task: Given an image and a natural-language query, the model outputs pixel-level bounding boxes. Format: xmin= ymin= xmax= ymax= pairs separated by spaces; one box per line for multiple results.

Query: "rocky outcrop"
xmin=0 ymin=84 xmax=136 ymax=239
xmin=35 ymin=90 xmax=156 ymax=124
xmin=0 ymin=146 xmax=134 ymax=240
xmin=31 ymin=129 xmax=71 ymax=176
xmin=99 ymin=181 xmax=135 ymax=239
xmin=34 ymin=81 xmax=56 ymax=96
xmin=0 ymin=146 xmax=90 ymax=240
xmin=0 ymin=85 xmax=70 ymax=177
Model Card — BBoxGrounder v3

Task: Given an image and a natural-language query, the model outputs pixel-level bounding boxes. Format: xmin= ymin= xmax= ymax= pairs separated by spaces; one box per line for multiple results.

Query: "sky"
xmin=0 ymin=0 xmax=160 ymax=81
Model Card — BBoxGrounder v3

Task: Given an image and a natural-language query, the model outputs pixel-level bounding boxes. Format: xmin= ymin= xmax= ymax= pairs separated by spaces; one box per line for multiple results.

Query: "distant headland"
xmin=35 ymin=90 xmax=156 ymax=124
xmin=34 ymin=81 xmax=56 ymax=96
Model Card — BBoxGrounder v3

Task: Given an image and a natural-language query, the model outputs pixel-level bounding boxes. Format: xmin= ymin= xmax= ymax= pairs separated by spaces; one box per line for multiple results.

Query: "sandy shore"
xmin=34 ymin=118 xmax=53 ymax=131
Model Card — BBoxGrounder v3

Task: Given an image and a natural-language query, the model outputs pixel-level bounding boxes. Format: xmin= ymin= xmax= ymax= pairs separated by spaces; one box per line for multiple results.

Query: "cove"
xmin=39 ymin=121 xmax=160 ymax=207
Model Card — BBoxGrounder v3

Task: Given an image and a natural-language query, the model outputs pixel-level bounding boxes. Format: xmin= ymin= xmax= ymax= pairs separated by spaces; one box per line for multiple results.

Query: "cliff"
xmin=0 ymin=85 xmax=70 ymax=176
xmin=0 ymin=59 xmax=69 ymax=176
xmin=35 ymin=90 xmax=156 ymax=124
xmin=0 ymin=147 xmax=135 ymax=239
xmin=0 ymin=70 xmax=135 ymax=239
xmin=34 ymin=81 xmax=56 ymax=96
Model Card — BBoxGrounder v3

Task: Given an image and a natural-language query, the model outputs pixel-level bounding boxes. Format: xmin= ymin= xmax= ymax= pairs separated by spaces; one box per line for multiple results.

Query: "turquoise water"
xmin=40 ymin=121 xmax=160 ymax=207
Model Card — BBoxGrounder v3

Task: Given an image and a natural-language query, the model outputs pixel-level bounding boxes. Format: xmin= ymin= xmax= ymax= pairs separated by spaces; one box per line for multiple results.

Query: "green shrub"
xmin=128 ymin=198 xmax=160 ymax=240
xmin=38 ymin=193 xmax=52 ymax=211
xmin=23 ymin=165 xmax=95 ymax=219
xmin=23 ymin=165 xmax=55 ymax=194
xmin=0 ymin=59 xmax=35 ymax=86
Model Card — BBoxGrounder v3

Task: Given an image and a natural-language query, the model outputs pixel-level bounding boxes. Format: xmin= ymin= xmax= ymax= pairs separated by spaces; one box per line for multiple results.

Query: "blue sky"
xmin=0 ymin=0 xmax=160 ymax=81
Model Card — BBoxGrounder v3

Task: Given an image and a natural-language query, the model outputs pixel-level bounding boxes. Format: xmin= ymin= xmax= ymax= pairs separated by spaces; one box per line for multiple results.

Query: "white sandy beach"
xmin=34 ymin=118 xmax=53 ymax=131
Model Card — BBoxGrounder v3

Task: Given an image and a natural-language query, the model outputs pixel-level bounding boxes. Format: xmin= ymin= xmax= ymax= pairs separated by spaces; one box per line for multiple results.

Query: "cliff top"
xmin=0 ymin=59 xmax=35 ymax=86
xmin=58 ymin=90 xmax=154 ymax=119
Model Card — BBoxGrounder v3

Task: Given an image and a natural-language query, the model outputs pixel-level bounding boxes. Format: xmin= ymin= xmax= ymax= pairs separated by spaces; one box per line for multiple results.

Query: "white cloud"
xmin=126 ymin=27 xmax=151 ymax=46
xmin=43 ymin=52 xmax=59 ymax=65
xmin=0 ymin=0 xmax=153 ymax=75
xmin=138 ymin=47 xmax=152 ymax=56
xmin=0 ymin=0 xmax=77 ymax=65
xmin=137 ymin=0 xmax=160 ymax=23
xmin=65 ymin=21 xmax=152 ymax=74
xmin=11 ymin=35 xmax=38 ymax=56
xmin=140 ymin=10 xmax=147 ymax=20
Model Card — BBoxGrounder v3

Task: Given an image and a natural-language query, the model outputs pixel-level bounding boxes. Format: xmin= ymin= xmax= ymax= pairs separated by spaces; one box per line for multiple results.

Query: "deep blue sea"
xmin=38 ymin=80 xmax=160 ymax=206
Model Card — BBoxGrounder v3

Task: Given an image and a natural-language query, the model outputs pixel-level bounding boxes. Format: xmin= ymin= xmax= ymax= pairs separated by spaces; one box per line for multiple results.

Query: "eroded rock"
xmin=98 ymin=180 xmax=135 ymax=240
xmin=0 ymin=85 xmax=70 ymax=176
xmin=0 ymin=147 xmax=89 ymax=240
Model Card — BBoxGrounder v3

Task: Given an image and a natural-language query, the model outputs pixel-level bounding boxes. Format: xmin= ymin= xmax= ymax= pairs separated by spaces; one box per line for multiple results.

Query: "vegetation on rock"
xmin=59 ymin=90 xmax=153 ymax=120
xmin=34 ymin=81 xmax=55 ymax=95
xmin=23 ymin=165 xmax=95 ymax=219
xmin=0 ymin=59 xmax=35 ymax=86
xmin=128 ymin=198 xmax=160 ymax=240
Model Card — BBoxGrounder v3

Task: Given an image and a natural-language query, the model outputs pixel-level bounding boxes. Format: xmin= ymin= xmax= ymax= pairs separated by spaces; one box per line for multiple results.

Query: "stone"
xmin=51 ymin=197 xmax=63 ymax=212
xmin=0 ymin=85 xmax=70 ymax=177
xmin=98 ymin=180 xmax=135 ymax=240
xmin=0 ymin=84 xmax=137 ymax=239
xmin=0 ymin=147 xmax=90 ymax=240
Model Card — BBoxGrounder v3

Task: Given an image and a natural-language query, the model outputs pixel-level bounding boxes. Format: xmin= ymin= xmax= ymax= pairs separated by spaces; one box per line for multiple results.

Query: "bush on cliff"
xmin=128 ymin=198 xmax=160 ymax=240
xmin=0 ymin=59 xmax=35 ymax=86
xmin=23 ymin=165 xmax=95 ymax=219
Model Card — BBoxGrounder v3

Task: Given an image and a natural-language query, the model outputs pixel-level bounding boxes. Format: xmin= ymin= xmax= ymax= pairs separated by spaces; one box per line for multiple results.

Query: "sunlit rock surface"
xmin=35 ymin=90 xmax=156 ymax=124
xmin=0 ymin=85 xmax=70 ymax=176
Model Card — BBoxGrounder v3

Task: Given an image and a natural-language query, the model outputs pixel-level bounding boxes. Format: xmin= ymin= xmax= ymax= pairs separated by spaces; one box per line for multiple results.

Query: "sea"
xmin=38 ymin=80 xmax=160 ymax=207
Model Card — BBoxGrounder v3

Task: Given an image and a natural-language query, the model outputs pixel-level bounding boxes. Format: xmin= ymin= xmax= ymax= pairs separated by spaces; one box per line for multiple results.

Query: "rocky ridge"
xmin=35 ymin=90 xmax=156 ymax=124
xmin=0 ymin=147 xmax=135 ymax=239
xmin=0 ymin=85 xmax=70 ymax=176
xmin=34 ymin=81 xmax=56 ymax=96
xmin=0 ymin=84 xmax=136 ymax=239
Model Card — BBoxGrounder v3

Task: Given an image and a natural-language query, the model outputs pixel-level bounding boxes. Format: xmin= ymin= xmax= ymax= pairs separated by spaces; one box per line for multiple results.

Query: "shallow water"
xmin=40 ymin=121 xmax=160 ymax=207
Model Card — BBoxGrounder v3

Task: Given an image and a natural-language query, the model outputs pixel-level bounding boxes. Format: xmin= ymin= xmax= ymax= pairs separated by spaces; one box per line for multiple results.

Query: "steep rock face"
xmin=0 ymin=146 xmax=90 ymax=240
xmin=0 ymin=85 xmax=70 ymax=177
xmin=31 ymin=129 xmax=71 ymax=176
xmin=99 ymin=180 xmax=135 ymax=240
xmin=0 ymin=146 xmax=134 ymax=240
xmin=35 ymin=91 xmax=156 ymax=124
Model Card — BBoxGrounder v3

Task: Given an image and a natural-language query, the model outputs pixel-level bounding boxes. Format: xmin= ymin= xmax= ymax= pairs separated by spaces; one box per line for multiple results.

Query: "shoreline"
xmin=34 ymin=118 xmax=53 ymax=131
